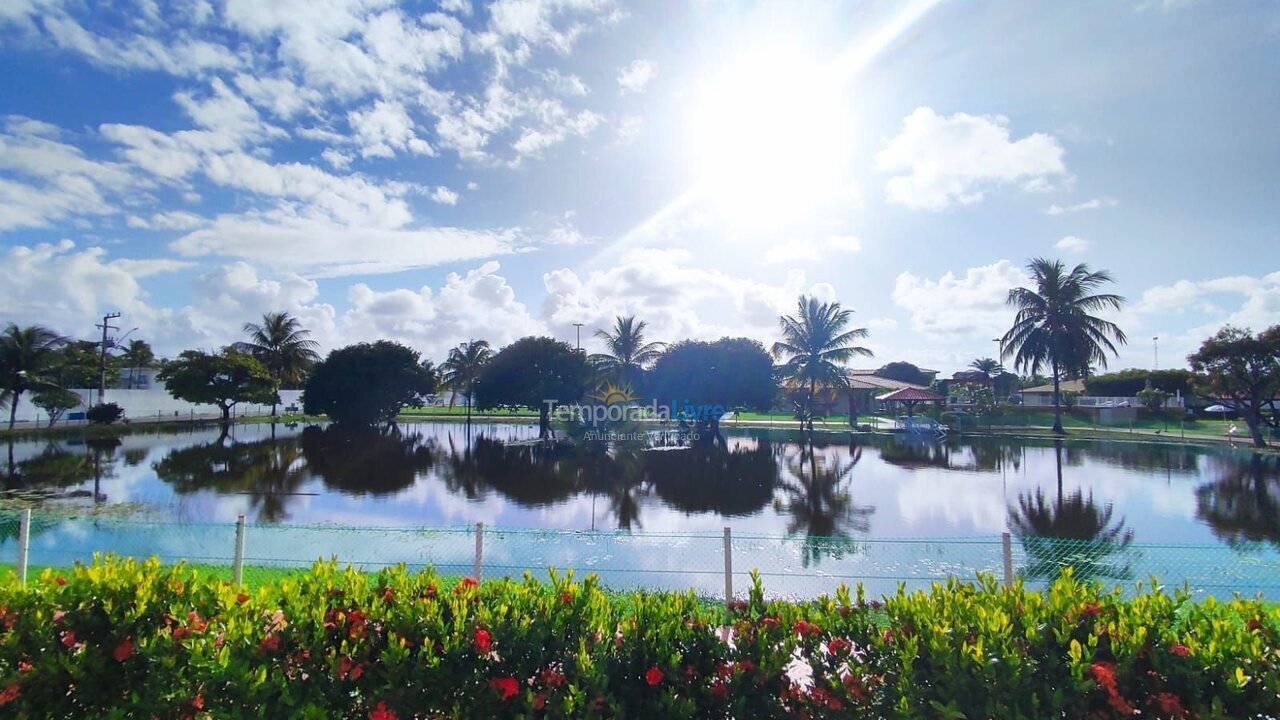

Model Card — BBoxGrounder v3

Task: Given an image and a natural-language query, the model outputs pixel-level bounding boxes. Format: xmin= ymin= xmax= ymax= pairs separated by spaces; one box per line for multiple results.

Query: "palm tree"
xmin=774 ymin=438 xmax=874 ymax=566
xmin=772 ymin=296 xmax=873 ymax=432
xmin=1008 ymin=488 xmax=1134 ymax=583
xmin=121 ymin=339 xmax=155 ymax=389
xmin=1001 ymin=259 xmax=1127 ymax=435
xmin=587 ymin=316 xmax=665 ymax=388
xmin=240 ymin=311 xmax=320 ymax=416
xmin=0 ymin=324 xmax=67 ymax=431
xmin=441 ymin=340 xmax=493 ymax=425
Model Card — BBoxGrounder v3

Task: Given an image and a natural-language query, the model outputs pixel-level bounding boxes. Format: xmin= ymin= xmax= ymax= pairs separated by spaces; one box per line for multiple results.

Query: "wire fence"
xmin=2 ymin=511 xmax=1279 ymax=601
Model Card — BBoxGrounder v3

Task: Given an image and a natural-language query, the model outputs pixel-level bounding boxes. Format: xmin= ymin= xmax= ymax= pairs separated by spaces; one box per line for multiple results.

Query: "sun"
xmin=589 ymin=381 xmax=639 ymax=406
xmin=688 ymin=46 xmax=853 ymax=228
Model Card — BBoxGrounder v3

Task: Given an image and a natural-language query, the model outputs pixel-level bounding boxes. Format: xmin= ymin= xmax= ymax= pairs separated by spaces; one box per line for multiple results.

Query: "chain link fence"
xmin=2 ymin=511 xmax=1279 ymax=601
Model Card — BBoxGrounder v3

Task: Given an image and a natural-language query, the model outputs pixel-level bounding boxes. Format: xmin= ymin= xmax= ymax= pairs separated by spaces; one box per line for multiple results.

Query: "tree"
xmin=474 ymin=337 xmax=592 ymax=438
xmin=239 ymin=312 xmax=321 ymax=415
xmin=771 ymin=296 xmax=873 ymax=432
xmin=1085 ymin=369 xmax=1195 ymax=397
xmin=50 ymin=340 xmax=113 ymax=390
xmin=875 ymin=361 xmax=932 ymax=387
xmin=440 ymin=340 xmax=494 ymax=423
xmin=31 ymin=387 xmax=81 ymax=427
xmin=588 ymin=316 xmax=666 ymax=388
xmin=648 ymin=338 xmax=774 ymax=434
xmin=159 ymin=349 xmax=279 ymax=423
xmin=303 ymin=341 xmax=435 ymax=427
xmin=120 ymin=339 xmax=155 ymax=389
xmin=1136 ymin=387 xmax=1171 ymax=413
xmin=0 ymin=324 xmax=67 ymax=431
xmin=970 ymin=357 xmax=1001 ymax=379
xmin=86 ymin=402 xmax=125 ymax=425
xmin=1188 ymin=325 xmax=1280 ymax=448
xmin=1001 ymin=258 xmax=1127 ymax=435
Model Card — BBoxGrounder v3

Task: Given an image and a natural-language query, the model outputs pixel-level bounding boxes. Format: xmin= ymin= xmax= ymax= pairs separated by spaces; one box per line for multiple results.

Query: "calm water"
xmin=3 ymin=422 xmax=1278 ymax=598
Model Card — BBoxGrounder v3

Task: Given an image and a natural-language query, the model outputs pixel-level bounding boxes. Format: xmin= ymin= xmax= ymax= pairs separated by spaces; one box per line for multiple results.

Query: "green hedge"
xmin=1 ymin=557 xmax=1278 ymax=719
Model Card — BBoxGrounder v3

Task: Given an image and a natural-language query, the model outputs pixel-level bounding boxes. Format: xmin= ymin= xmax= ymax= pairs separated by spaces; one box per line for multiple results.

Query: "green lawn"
xmin=398 ymin=406 xmax=538 ymax=417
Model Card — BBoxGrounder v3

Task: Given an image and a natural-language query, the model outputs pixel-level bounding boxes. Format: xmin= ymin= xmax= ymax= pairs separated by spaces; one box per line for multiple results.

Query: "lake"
xmin=3 ymin=421 xmax=1278 ymax=599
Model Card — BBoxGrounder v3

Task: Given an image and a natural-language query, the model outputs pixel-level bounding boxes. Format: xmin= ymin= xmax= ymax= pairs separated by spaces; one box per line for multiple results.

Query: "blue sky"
xmin=1 ymin=0 xmax=1277 ymax=373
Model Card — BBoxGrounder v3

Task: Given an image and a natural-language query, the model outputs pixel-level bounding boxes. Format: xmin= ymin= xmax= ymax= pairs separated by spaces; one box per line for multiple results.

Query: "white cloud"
xmin=877 ymin=107 xmax=1067 ymax=211
xmin=1046 ymin=197 xmax=1117 ymax=215
xmin=617 ymin=58 xmax=655 ymax=94
xmin=126 ymin=210 xmax=206 ymax=230
xmin=321 ymin=148 xmax=353 ymax=169
xmin=170 ymin=211 xmax=520 ymax=277
xmin=1055 ymin=235 xmax=1091 ymax=253
xmin=430 ymin=185 xmax=459 ymax=205
xmin=348 ymin=100 xmax=436 ymax=159
xmin=542 ymin=68 xmax=589 ymax=96
xmin=763 ymin=235 xmax=863 ymax=264
xmin=16 ymin=11 xmax=242 ymax=77
xmin=440 ymin=0 xmax=472 ymax=15
xmin=892 ymin=260 xmax=1028 ymax=337
xmin=615 ymin=114 xmax=642 ymax=144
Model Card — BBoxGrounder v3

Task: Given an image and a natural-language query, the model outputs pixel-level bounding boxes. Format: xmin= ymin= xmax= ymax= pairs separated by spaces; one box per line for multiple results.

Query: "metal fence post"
xmin=723 ymin=526 xmax=733 ymax=604
xmin=17 ymin=509 xmax=31 ymax=586
xmin=1002 ymin=532 xmax=1013 ymax=589
xmin=474 ymin=522 xmax=484 ymax=581
xmin=232 ymin=514 xmax=246 ymax=586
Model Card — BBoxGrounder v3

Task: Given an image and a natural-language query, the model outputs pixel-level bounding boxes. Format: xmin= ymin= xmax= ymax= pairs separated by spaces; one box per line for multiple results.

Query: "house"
xmin=1019 ymin=379 xmax=1087 ymax=407
xmin=118 ymin=365 xmax=162 ymax=390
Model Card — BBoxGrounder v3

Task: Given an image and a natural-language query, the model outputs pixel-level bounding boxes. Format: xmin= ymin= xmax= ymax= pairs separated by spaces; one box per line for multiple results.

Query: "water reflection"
xmin=1196 ymin=454 xmax=1280 ymax=547
xmin=1008 ymin=442 xmax=1134 ymax=582
xmin=301 ymin=425 xmax=439 ymax=496
xmin=773 ymin=435 xmax=875 ymax=566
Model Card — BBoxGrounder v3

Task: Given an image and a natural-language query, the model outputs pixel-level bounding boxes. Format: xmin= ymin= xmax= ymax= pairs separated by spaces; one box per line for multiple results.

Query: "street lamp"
xmin=572 ymin=323 xmax=584 ymax=352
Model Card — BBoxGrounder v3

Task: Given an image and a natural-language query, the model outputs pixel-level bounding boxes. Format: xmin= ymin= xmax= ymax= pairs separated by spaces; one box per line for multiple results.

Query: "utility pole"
xmin=1153 ymin=336 xmax=1159 ymax=371
xmin=573 ymin=322 xmax=584 ymax=352
xmin=96 ymin=312 xmax=121 ymax=404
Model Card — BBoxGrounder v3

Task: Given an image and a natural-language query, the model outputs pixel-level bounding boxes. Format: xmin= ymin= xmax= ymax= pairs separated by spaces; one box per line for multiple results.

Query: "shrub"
xmin=0 ymin=558 xmax=1277 ymax=719
xmin=84 ymin=402 xmax=124 ymax=425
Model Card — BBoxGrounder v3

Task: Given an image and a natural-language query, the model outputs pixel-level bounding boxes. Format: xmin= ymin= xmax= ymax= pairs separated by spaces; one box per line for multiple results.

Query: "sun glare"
xmin=689 ymin=47 xmax=852 ymax=228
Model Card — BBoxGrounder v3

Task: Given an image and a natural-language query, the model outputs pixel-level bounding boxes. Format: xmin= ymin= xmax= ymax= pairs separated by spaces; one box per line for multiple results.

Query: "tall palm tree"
xmin=441 ymin=340 xmax=493 ymax=425
xmin=587 ymin=316 xmax=665 ymax=388
xmin=1008 ymin=488 xmax=1134 ymax=583
xmin=772 ymin=296 xmax=873 ymax=432
xmin=1001 ymin=259 xmax=1127 ymax=435
xmin=0 ymin=324 xmax=67 ymax=431
xmin=240 ymin=311 xmax=320 ymax=416
xmin=121 ymin=339 xmax=155 ymax=389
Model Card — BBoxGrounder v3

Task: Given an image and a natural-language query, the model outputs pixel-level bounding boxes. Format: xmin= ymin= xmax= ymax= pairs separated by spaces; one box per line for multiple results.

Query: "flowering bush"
xmin=0 ymin=558 xmax=1277 ymax=719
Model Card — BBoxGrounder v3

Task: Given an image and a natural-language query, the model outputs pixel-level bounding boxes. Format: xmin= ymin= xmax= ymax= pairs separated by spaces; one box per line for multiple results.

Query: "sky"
xmin=1 ymin=0 xmax=1278 ymax=375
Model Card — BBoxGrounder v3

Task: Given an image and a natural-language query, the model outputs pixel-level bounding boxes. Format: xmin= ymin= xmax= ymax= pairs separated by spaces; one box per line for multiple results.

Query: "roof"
xmin=849 ymin=367 xmax=941 ymax=377
xmin=846 ymin=376 xmax=928 ymax=392
xmin=1022 ymin=379 xmax=1087 ymax=394
xmin=876 ymin=387 xmax=946 ymax=402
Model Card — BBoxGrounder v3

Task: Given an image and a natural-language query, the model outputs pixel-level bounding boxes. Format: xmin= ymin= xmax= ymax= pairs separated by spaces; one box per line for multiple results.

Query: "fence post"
xmin=723 ymin=526 xmax=733 ymax=604
xmin=17 ymin=509 xmax=31 ymax=586
xmin=232 ymin=514 xmax=246 ymax=586
xmin=474 ymin=522 xmax=484 ymax=581
xmin=1001 ymin=532 xmax=1013 ymax=589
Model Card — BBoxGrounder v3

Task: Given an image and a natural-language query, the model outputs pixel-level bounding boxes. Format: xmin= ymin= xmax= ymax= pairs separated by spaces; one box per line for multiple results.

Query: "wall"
xmin=4 ymin=389 xmax=304 ymax=427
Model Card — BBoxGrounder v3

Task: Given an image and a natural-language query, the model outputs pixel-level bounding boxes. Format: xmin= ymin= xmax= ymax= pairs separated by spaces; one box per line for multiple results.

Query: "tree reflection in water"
xmin=1008 ymin=441 xmax=1134 ymax=583
xmin=153 ymin=434 xmax=310 ymax=521
xmin=1196 ymin=453 xmax=1280 ymax=547
xmin=301 ymin=425 xmax=439 ymax=496
xmin=773 ymin=434 xmax=874 ymax=567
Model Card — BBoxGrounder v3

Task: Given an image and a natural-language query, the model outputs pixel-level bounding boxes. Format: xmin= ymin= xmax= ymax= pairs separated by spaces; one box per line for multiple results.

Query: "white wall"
xmin=5 ymin=389 xmax=304 ymax=427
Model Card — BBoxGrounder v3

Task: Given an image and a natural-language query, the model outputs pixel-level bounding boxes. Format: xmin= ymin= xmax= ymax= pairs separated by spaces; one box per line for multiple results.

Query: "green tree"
xmin=1001 ymin=258 xmax=1127 ymax=434
xmin=970 ymin=357 xmax=1001 ymax=379
xmin=120 ymin=339 xmax=155 ymax=389
xmin=1136 ymin=387 xmax=1171 ymax=413
xmin=771 ymin=296 xmax=872 ymax=432
xmin=440 ymin=340 xmax=494 ymax=423
xmin=31 ymin=387 xmax=82 ymax=427
xmin=303 ymin=341 xmax=435 ymax=426
xmin=0 ymin=324 xmax=68 ymax=431
xmin=588 ymin=316 xmax=666 ymax=388
xmin=875 ymin=361 xmax=932 ymax=386
xmin=648 ymin=338 xmax=775 ymax=435
xmin=239 ymin=311 xmax=321 ymax=415
xmin=474 ymin=336 xmax=592 ymax=438
xmin=50 ymin=340 xmax=113 ymax=390
xmin=158 ymin=349 xmax=278 ymax=423
xmin=1188 ymin=325 xmax=1280 ymax=448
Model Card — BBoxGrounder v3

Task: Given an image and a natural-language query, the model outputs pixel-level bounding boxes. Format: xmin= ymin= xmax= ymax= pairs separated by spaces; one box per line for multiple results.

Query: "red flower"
xmin=259 ymin=634 xmax=281 ymax=653
xmin=1246 ymin=618 xmax=1263 ymax=631
xmin=534 ymin=692 xmax=547 ymax=710
xmin=422 ymin=584 xmax=438 ymax=599
xmin=489 ymin=677 xmax=519 ymax=701
xmin=837 ymin=605 xmax=852 ymax=618
xmin=1148 ymin=692 xmax=1186 ymax=718
xmin=172 ymin=627 xmax=190 ymax=642
xmin=383 ymin=586 xmax=395 ymax=603
xmin=736 ymin=660 xmax=756 ymax=674
xmin=711 ymin=680 xmax=729 ymax=698
xmin=593 ymin=697 xmax=607 ymax=712
xmin=1170 ymin=643 xmax=1191 ymax=658
xmin=0 ymin=683 xmax=20 ymax=706
xmin=55 ymin=576 xmax=67 ymax=586
xmin=827 ymin=637 xmax=851 ymax=655
xmin=236 ymin=592 xmax=250 ymax=604
xmin=17 ymin=661 xmax=32 ymax=673
xmin=793 ymin=619 xmax=821 ymax=637
xmin=347 ymin=610 xmax=367 ymax=638
xmin=760 ymin=617 xmax=779 ymax=629
xmin=60 ymin=631 xmax=77 ymax=648
xmin=456 ymin=577 xmax=479 ymax=594
xmin=1080 ymin=603 xmax=1102 ymax=618
xmin=645 ymin=666 xmax=664 ymax=687
xmin=881 ymin=629 xmax=895 ymax=643
xmin=538 ymin=667 xmax=566 ymax=687
xmin=843 ymin=674 xmax=868 ymax=702
xmin=869 ymin=600 xmax=883 ymax=610
xmin=113 ymin=636 xmax=135 ymax=662
xmin=559 ymin=591 xmax=573 ymax=604
xmin=473 ymin=627 xmax=492 ymax=655
xmin=727 ymin=600 xmax=748 ymax=613
xmin=189 ymin=695 xmax=205 ymax=711
xmin=369 ymin=700 xmax=398 ymax=720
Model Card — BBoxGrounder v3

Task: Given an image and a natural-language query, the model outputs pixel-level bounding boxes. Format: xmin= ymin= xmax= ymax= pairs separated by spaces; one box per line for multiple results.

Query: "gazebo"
xmin=875 ymin=387 xmax=945 ymax=418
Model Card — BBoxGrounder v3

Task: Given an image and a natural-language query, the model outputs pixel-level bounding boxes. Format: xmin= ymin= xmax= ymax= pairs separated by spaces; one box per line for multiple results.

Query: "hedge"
xmin=1 ymin=557 xmax=1278 ymax=719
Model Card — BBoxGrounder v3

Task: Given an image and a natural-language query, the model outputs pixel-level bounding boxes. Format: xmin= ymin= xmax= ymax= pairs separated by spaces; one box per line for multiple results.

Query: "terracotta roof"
xmin=1022 ymin=379 xmax=1087 ymax=394
xmin=876 ymin=387 xmax=945 ymax=402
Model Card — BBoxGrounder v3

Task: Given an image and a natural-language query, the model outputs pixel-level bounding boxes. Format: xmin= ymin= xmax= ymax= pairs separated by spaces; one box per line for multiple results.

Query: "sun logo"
xmin=588 ymin=381 xmax=639 ymax=406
